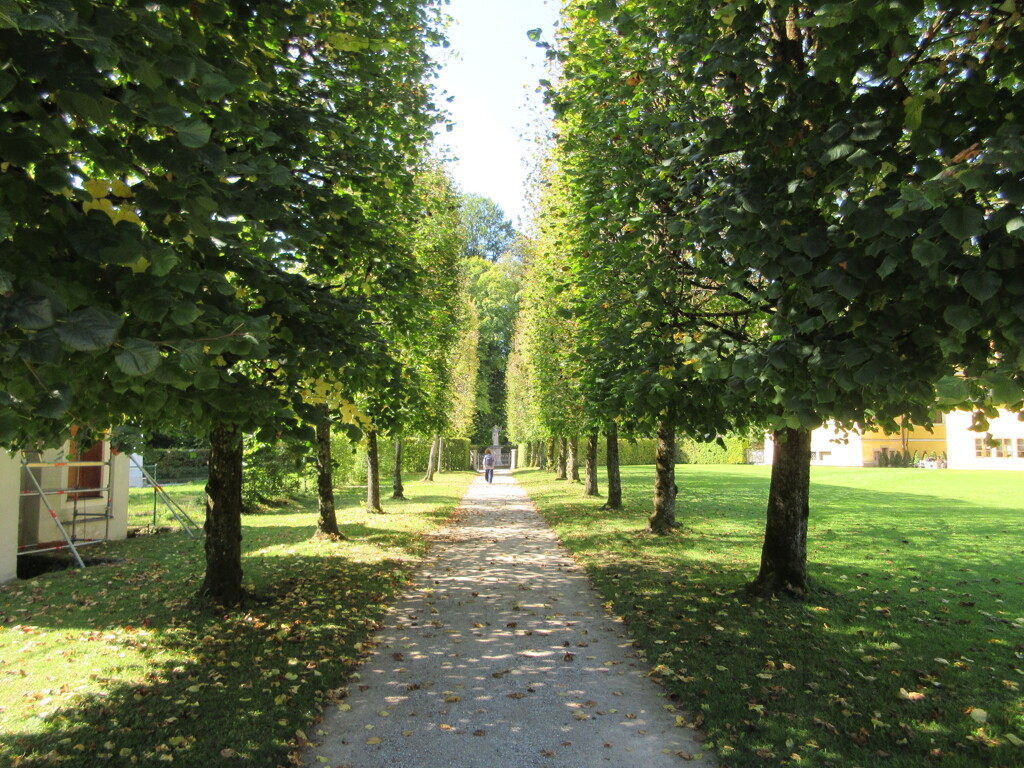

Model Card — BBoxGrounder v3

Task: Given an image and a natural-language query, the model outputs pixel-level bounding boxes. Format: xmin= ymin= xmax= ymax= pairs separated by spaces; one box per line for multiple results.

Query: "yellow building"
xmin=762 ymin=409 xmax=1024 ymax=470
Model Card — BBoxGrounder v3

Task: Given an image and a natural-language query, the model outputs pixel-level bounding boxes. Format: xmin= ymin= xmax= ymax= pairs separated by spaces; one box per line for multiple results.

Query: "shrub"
xmin=241 ymin=438 xmax=308 ymax=513
xmin=146 ymin=448 xmax=209 ymax=483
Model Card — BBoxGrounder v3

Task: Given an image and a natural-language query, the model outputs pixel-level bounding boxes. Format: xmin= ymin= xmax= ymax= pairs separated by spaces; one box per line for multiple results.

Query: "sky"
xmin=431 ymin=0 xmax=562 ymax=231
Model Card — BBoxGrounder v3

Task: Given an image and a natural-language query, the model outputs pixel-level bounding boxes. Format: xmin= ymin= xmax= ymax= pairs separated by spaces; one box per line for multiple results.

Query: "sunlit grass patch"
xmin=0 ymin=471 xmax=474 ymax=767
xmin=518 ymin=465 xmax=1024 ymax=768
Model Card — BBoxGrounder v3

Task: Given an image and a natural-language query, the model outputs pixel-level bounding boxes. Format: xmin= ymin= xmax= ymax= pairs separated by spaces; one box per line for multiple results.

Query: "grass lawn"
xmin=517 ymin=464 xmax=1024 ymax=768
xmin=0 ymin=471 xmax=475 ymax=767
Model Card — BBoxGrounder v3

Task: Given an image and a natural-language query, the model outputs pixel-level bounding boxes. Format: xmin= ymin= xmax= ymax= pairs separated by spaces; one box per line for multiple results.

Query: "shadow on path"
xmin=303 ymin=470 xmax=715 ymax=768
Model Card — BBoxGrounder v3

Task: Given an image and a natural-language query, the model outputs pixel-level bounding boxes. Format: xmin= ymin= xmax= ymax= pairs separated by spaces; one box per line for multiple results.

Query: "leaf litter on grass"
xmin=0 ymin=473 xmax=474 ymax=767
xmin=518 ymin=465 xmax=1024 ymax=768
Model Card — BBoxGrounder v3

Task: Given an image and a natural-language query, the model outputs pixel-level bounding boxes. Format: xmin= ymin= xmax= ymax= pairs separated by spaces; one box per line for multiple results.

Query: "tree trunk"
xmin=436 ymin=436 xmax=444 ymax=475
xmin=392 ymin=436 xmax=405 ymax=499
xmin=555 ymin=436 xmax=567 ymax=480
xmin=546 ymin=437 xmax=555 ymax=471
xmin=584 ymin=430 xmax=599 ymax=496
xmin=567 ymin=435 xmax=581 ymax=482
xmin=648 ymin=418 xmax=677 ymax=534
xmin=748 ymin=427 xmax=812 ymax=597
xmin=366 ymin=429 xmax=383 ymax=513
xmin=423 ymin=434 xmax=438 ymax=481
xmin=201 ymin=423 xmax=245 ymax=605
xmin=604 ymin=422 xmax=622 ymax=510
xmin=314 ymin=412 xmax=343 ymax=538
xmin=536 ymin=440 xmax=546 ymax=469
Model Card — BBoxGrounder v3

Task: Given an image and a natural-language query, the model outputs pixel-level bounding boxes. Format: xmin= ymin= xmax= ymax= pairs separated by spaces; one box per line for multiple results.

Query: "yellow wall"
xmin=860 ymin=423 xmax=947 ymax=465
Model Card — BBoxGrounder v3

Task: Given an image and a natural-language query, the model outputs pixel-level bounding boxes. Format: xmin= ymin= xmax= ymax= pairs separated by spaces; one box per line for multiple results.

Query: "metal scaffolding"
xmin=126 ymin=454 xmax=202 ymax=539
xmin=17 ymin=453 xmax=114 ymax=568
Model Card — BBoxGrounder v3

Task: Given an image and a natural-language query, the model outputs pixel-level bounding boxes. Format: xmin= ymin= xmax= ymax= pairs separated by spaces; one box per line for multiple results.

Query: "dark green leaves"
xmin=7 ymin=296 xmax=53 ymax=330
xmin=55 ymin=307 xmax=122 ymax=351
xmin=943 ymin=304 xmax=982 ymax=333
xmin=115 ymin=338 xmax=161 ymax=376
xmin=940 ymin=206 xmax=985 ymax=241
xmin=960 ymin=271 xmax=1001 ymax=303
xmin=176 ymin=119 xmax=212 ymax=148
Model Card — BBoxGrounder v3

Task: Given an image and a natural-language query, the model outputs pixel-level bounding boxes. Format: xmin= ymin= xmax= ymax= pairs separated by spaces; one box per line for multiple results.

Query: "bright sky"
xmin=432 ymin=0 xmax=561 ymax=231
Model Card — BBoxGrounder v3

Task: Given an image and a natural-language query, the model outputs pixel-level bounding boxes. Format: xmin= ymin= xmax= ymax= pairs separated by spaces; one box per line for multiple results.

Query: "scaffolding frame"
xmin=127 ymin=454 xmax=202 ymax=539
xmin=17 ymin=453 xmax=115 ymax=568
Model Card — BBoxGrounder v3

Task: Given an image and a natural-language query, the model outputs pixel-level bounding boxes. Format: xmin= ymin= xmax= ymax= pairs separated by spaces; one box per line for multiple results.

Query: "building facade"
xmin=761 ymin=409 xmax=1024 ymax=470
xmin=1 ymin=443 xmax=130 ymax=584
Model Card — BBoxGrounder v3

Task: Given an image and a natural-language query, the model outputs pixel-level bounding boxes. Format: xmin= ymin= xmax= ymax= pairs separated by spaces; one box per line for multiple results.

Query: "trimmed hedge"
xmin=515 ymin=435 xmax=749 ymax=467
xmin=333 ymin=435 xmax=472 ymax=485
xmin=146 ymin=447 xmax=209 ymax=482
xmin=678 ymin=436 xmax=748 ymax=465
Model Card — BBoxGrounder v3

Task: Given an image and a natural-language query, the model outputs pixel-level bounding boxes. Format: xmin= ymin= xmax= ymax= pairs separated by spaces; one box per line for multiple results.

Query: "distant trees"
xmin=460 ymin=193 xmax=518 ymax=262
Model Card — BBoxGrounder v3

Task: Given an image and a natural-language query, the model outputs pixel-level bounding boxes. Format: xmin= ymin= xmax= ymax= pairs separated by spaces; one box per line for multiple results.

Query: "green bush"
xmin=241 ymin=439 xmax=308 ymax=512
xmin=332 ymin=434 xmax=472 ymax=486
xmin=678 ymin=436 xmax=748 ymax=465
xmin=146 ymin=448 xmax=209 ymax=483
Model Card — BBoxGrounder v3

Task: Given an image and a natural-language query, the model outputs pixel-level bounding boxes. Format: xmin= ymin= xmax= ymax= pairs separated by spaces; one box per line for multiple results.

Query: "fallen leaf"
xmin=969 ymin=707 xmax=988 ymax=723
xmin=898 ymin=688 xmax=926 ymax=701
xmin=366 ymin=737 xmax=381 ymax=745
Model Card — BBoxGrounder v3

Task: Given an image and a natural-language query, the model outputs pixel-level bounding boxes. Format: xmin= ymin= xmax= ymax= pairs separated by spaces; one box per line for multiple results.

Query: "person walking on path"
xmin=481 ymin=447 xmax=495 ymax=483
xmin=303 ymin=471 xmax=714 ymax=768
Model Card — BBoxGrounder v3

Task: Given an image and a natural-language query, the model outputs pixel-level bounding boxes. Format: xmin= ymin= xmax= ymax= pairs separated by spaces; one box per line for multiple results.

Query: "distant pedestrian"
xmin=482 ymin=448 xmax=495 ymax=483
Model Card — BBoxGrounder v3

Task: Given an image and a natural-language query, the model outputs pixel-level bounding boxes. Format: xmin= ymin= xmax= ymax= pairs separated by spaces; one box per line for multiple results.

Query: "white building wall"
xmin=762 ymin=424 xmax=865 ymax=467
xmin=0 ymin=452 xmax=19 ymax=583
xmin=946 ymin=409 xmax=1024 ymax=471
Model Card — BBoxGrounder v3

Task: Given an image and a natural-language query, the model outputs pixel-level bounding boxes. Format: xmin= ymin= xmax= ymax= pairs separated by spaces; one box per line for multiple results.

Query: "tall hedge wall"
xmin=333 ymin=435 xmax=472 ymax=486
xmin=515 ymin=435 xmax=749 ymax=468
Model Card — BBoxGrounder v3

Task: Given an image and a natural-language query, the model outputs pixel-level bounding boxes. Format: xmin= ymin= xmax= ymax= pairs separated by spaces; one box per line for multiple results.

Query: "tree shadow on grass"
xmin=544 ymin=492 xmax=1023 ymax=768
xmin=0 ymin=554 xmax=415 ymax=767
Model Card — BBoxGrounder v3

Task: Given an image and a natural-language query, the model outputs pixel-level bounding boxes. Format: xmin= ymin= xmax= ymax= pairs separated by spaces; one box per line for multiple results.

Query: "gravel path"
xmin=303 ymin=470 xmax=715 ymax=768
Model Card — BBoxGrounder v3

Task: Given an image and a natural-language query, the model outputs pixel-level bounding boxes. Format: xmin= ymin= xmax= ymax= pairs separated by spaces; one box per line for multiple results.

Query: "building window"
xmin=994 ymin=438 xmax=1013 ymax=458
xmin=1018 ymin=439 xmax=1024 ymax=458
xmin=934 ymin=412 xmax=944 ymax=425
xmin=975 ymin=438 xmax=986 ymax=458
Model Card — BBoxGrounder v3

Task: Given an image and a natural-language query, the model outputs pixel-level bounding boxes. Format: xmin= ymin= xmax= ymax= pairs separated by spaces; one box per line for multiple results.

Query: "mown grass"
xmin=517 ymin=464 xmax=1024 ymax=768
xmin=0 ymin=471 xmax=475 ymax=767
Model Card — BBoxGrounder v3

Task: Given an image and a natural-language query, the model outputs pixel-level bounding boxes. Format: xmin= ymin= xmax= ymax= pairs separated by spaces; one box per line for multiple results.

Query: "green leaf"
xmin=194 ymin=366 xmax=221 ymax=390
xmin=935 ymin=375 xmax=969 ymax=405
xmin=35 ymin=387 xmax=72 ymax=419
xmin=198 ymin=73 xmax=234 ymax=101
xmin=170 ymin=303 xmax=203 ymax=326
xmin=526 ymin=28 xmax=543 ymax=42
xmin=821 ymin=142 xmax=854 ymax=165
xmin=0 ymin=1 xmax=23 ymax=31
xmin=940 ymin=206 xmax=984 ymax=241
xmin=942 ymin=304 xmax=981 ymax=332
xmin=115 ymin=338 xmax=161 ymax=376
xmin=960 ymin=270 xmax=1000 ymax=303
xmin=988 ymin=374 xmax=1024 ymax=406
xmin=8 ymin=296 xmax=54 ymax=329
xmin=911 ymin=238 xmax=945 ymax=266
xmin=176 ymin=120 xmax=212 ymax=148
xmin=55 ymin=307 xmax=122 ymax=351
xmin=150 ymin=248 xmax=179 ymax=276
xmin=847 ymin=148 xmax=877 ymax=168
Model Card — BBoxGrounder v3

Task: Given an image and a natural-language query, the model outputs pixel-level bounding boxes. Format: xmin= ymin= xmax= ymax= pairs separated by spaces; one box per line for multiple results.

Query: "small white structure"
xmin=1 ymin=443 xmax=130 ymax=584
xmin=128 ymin=453 xmax=146 ymax=487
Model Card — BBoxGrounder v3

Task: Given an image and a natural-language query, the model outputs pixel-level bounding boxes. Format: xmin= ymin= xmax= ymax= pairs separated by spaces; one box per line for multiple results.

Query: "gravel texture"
xmin=303 ymin=471 xmax=715 ymax=768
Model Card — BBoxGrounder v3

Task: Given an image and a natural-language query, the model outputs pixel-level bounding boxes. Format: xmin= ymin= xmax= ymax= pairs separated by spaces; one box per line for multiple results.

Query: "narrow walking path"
xmin=304 ymin=471 xmax=714 ymax=768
